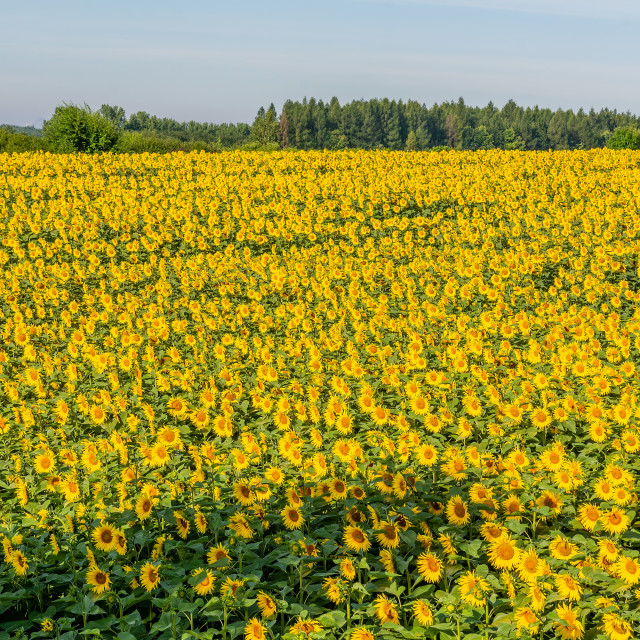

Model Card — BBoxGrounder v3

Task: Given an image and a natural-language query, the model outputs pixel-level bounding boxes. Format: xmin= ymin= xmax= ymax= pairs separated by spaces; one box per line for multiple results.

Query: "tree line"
xmin=2 ymin=98 xmax=640 ymax=153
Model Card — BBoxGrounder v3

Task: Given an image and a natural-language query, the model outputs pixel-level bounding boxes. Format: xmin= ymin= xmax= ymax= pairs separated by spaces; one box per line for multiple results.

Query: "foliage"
xmin=1 ymin=149 xmax=640 ymax=640
xmin=0 ymin=126 xmax=49 ymax=152
xmin=42 ymin=103 xmax=122 ymax=153
xmin=606 ymin=127 xmax=640 ymax=150
xmin=251 ymin=105 xmax=279 ymax=146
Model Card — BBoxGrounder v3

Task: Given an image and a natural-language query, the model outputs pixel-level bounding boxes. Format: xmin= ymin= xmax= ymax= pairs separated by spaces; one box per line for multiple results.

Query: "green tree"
xmin=606 ymin=127 xmax=640 ymax=149
xmin=98 ymin=104 xmax=126 ymax=129
xmin=250 ymin=104 xmax=279 ymax=146
xmin=503 ymin=127 xmax=525 ymax=150
xmin=43 ymin=102 xmax=121 ymax=152
xmin=405 ymin=130 xmax=418 ymax=150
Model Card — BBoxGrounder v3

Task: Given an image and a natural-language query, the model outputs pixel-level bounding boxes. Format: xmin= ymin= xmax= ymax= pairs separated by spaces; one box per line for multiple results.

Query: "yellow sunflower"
xmin=86 ymin=566 xmax=110 ymax=594
xmin=343 ymin=526 xmax=371 ymax=553
xmin=416 ymin=552 xmax=443 ymax=583
xmin=140 ymin=562 xmax=161 ymax=592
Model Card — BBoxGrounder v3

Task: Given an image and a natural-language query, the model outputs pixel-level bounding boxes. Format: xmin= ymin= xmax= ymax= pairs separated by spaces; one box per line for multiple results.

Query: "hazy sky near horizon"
xmin=2 ymin=0 xmax=639 ymax=126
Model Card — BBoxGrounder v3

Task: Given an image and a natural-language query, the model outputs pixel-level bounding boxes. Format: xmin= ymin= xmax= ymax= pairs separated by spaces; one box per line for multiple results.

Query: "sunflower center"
xmin=427 ymin=557 xmax=439 ymax=572
xmin=498 ymin=543 xmax=514 ymax=560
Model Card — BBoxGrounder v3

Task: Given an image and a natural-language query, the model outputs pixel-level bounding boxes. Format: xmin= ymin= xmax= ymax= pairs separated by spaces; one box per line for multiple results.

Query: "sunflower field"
xmin=1 ymin=149 xmax=640 ymax=640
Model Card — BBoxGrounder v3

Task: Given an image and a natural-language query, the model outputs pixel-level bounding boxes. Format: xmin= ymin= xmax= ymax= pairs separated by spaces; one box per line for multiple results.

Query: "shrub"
xmin=43 ymin=103 xmax=121 ymax=153
xmin=606 ymin=127 xmax=640 ymax=150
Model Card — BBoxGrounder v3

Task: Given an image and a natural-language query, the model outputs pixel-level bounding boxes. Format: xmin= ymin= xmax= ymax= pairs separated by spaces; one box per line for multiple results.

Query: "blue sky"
xmin=1 ymin=0 xmax=639 ymax=126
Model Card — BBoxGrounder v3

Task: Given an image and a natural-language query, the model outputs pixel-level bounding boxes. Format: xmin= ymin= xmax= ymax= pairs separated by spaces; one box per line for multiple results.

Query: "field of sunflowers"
xmin=1 ymin=149 xmax=640 ymax=640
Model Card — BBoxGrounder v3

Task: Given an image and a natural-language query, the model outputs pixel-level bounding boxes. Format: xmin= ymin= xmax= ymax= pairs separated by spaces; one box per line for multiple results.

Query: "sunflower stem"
xmin=485 ymin=599 xmax=490 ymax=640
xmin=299 ymin=561 xmax=304 ymax=604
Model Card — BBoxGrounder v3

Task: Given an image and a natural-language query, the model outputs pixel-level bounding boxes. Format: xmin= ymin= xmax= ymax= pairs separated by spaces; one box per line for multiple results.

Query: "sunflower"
xmin=114 ymin=530 xmax=127 ymax=555
xmin=92 ymin=524 xmax=117 ymax=552
xmin=11 ymin=550 xmax=28 ymax=576
xmin=488 ymin=537 xmax=519 ymax=570
xmin=480 ymin=522 xmax=508 ymax=543
xmin=264 ymin=466 xmax=285 ymax=484
xmin=140 ymin=562 xmax=161 ymax=592
xmin=174 ymin=511 xmax=190 ymax=539
xmin=156 ymin=427 xmax=182 ymax=449
xmin=601 ymin=508 xmax=630 ymax=535
xmin=86 ymin=566 xmax=110 ymax=594
xmin=329 ymin=478 xmax=348 ymax=500
xmin=535 ymin=490 xmax=563 ymax=517
xmin=379 ymin=549 xmax=395 ymax=573
xmin=207 ymin=544 xmax=231 ymax=567
xmin=540 ymin=448 xmax=565 ymax=471
xmin=167 ymin=396 xmax=189 ymax=419
xmin=193 ymin=569 xmax=216 ymax=596
xmin=374 ymin=594 xmax=399 ymax=624
xmin=346 ymin=506 xmax=367 ymax=527
xmin=375 ymin=521 xmax=400 ymax=549
xmin=411 ymin=395 xmax=430 ymax=416
xmin=393 ymin=473 xmax=408 ymax=498
xmin=350 ymin=628 xmax=376 ymax=640
xmin=446 ymin=495 xmax=470 ymax=526
xmin=229 ymin=513 xmax=254 ymax=540
xmin=529 ymin=583 xmax=546 ymax=612
xmin=549 ymin=536 xmax=578 ymax=561
xmin=288 ymin=617 xmax=323 ymax=636
xmin=149 ymin=443 xmax=171 ymax=468
xmin=244 ymin=617 xmax=267 ymax=640
xmin=233 ymin=481 xmax=255 ymax=506
xmin=135 ymin=494 xmax=155 ymax=521
xmin=416 ymin=552 xmax=443 ymax=583
xmin=412 ymin=599 xmax=434 ymax=626
xmin=514 ymin=607 xmax=540 ymax=636
xmin=34 ymin=451 xmax=56 ymax=474
xmin=340 ymin=557 xmax=356 ymax=581
xmin=343 ymin=526 xmax=371 ymax=553
xmin=577 ymin=503 xmax=601 ymax=531
xmin=602 ymin=613 xmax=633 ymax=640
xmin=598 ymin=539 xmax=619 ymax=564
xmin=530 ymin=407 xmax=552 ymax=429
xmin=621 ymin=429 xmax=640 ymax=453
xmin=442 ymin=455 xmax=467 ymax=480
xmin=458 ymin=570 xmax=490 ymax=607
xmin=281 ymin=506 xmax=304 ymax=530
xmin=554 ymin=604 xmax=583 ymax=640
xmin=554 ymin=573 xmax=582 ymax=601
xmin=415 ymin=444 xmax=438 ymax=467
xmin=322 ymin=576 xmax=344 ymax=604
xmin=256 ymin=591 xmax=277 ymax=618
xmin=517 ymin=546 xmax=545 ymax=583
xmin=612 ymin=487 xmax=632 ymax=507
xmin=615 ymin=556 xmax=640 ymax=586
xmin=60 ymin=477 xmax=81 ymax=502
xmin=89 ymin=405 xmax=107 ymax=425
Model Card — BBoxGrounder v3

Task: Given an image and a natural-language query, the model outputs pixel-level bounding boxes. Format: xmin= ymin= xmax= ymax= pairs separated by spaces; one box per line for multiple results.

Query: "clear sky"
xmin=2 ymin=0 xmax=639 ymax=127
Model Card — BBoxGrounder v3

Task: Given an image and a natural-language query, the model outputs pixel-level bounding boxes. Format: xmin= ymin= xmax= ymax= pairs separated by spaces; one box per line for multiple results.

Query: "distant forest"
xmin=3 ymin=97 xmax=640 ymax=152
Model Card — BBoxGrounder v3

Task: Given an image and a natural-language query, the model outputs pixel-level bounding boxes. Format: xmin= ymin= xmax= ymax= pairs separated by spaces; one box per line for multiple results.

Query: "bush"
xmin=606 ymin=127 xmax=640 ymax=150
xmin=0 ymin=126 xmax=50 ymax=152
xmin=43 ymin=103 xmax=121 ymax=153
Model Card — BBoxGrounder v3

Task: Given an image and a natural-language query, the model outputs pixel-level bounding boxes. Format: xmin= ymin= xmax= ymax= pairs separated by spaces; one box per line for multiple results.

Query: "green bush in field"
xmin=43 ymin=103 xmax=122 ymax=153
xmin=606 ymin=126 xmax=640 ymax=150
